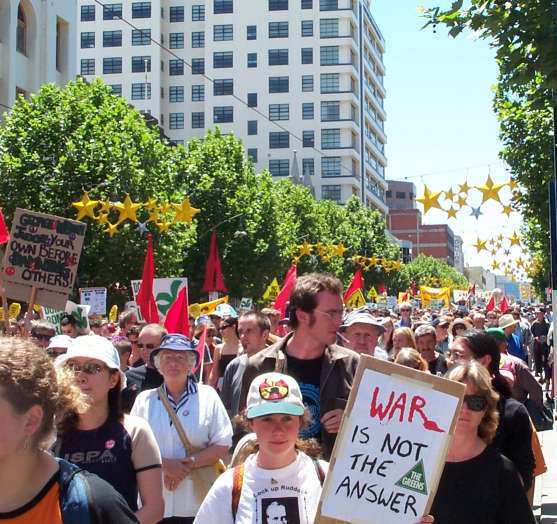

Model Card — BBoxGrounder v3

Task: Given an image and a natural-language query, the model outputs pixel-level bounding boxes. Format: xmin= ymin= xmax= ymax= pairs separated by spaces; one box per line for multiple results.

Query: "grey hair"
xmin=153 ymin=350 xmax=197 ymax=371
xmin=414 ymin=324 xmax=436 ymax=340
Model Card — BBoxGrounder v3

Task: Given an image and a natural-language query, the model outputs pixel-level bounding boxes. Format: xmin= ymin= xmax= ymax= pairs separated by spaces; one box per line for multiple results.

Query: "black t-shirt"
xmin=286 ymin=354 xmax=323 ymax=439
xmin=430 ymin=445 xmax=535 ymax=524
xmin=123 ymin=365 xmax=164 ymax=411
xmin=428 ymin=353 xmax=448 ymax=376
xmin=531 ymin=320 xmax=549 ymax=345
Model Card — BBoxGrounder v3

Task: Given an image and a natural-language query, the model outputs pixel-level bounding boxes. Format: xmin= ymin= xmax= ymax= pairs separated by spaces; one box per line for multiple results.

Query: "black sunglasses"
xmin=463 ymin=394 xmax=487 ymax=412
xmin=137 ymin=343 xmax=156 ymax=349
xmin=65 ymin=362 xmax=105 ymax=375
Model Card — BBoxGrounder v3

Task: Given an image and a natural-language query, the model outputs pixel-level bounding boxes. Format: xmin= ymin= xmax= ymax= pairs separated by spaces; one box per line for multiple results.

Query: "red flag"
xmin=202 ymin=232 xmax=227 ymax=293
xmin=377 ymin=283 xmax=386 ymax=295
xmin=136 ymin=234 xmax=159 ymax=323
xmin=343 ymin=268 xmax=364 ymax=302
xmin=163 ymin=285 xmax=189 ymax=335
xmin=274 ymin=265 xmax=297 ymax=319
xmin=193 ymin=325 xmax=207 ymax=375
xmin=499 ymin=296 xmax=509 ymax=314
xmin=486 ymin=294 xmax=495 ymax=312
xmin=0 ymin=208 xmax=9 ymax=245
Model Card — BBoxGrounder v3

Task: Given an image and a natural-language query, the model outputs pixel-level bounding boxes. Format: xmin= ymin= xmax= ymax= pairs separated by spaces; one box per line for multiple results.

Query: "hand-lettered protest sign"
xmin=1 ymin=209 xmax=86 ymax=310
xmin=79 ymin=287 xmax=107 ymax=316
xmin=315 ymin=356 xmax=465 ymax=524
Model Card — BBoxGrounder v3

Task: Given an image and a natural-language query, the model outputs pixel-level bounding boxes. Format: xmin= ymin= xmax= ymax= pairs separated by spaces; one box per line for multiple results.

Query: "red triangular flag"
xmin=274 ymin=265 xmax=297 ymax=320
xmin=486 ymin=294 xmax=495 ymax=312
xmin=202 ymin=232 xmax=227 ymax=293
xmin=0 ymin=208 xmax=9 ymax=245
xmin=499 ymin=296 xmax=509 ymax=314
xmin=343 ymin=268 xmax=364 ymax=302
xmin=193 ymin=325 xmax=207 ymax=375
xmin=163 ymin=285 xmax=189 ymax=335
xmin=136 ymin=234 xmax=159 ymax=323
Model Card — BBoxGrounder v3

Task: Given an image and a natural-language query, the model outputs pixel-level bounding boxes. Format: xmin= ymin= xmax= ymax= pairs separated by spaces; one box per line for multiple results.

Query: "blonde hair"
xmin=395 ymin=347 xmax=428 ymax=372
xmin=393 ymin=327 xmax=416 ymax=348
xmin=0 ymin=337 xmax=87 ymax=449
xmin=446 ymin=361 xmax=500 ymax=444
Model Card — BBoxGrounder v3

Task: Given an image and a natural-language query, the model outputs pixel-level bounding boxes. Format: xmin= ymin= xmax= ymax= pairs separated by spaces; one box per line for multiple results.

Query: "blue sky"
xmin=371 ymin=1 xmax=524 ymax=275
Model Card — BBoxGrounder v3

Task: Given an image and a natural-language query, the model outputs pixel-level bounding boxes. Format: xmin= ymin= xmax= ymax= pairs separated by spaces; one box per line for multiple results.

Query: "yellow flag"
xmin=189 ymin=296 xmax=229 ymax=317
xmin=109 ymin=305 xmax=118 ymax=322
xmin=345 ymin=289 xmax=366 ymax=309
xmin=0 ymin=308 xmax=4 ymax=322
xmin=263 ymin=278 xmax=281 ymax=301
xmin=367 ymin=286 xmax=378 ymax=301
xmin=8 ymin=303 xmax=21 ymax=319
xmin=33 ymin=304 xmax=42 ymax=313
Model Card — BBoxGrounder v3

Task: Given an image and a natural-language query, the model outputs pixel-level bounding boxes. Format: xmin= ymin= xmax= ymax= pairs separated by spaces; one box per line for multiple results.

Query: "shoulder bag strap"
xmin=311 ymin=457 xmax=325 ymax=486
xmin=157 ymin=385 xmax=195 ymax=455
xmin=231 ymin=463 xmax=245 ymax=521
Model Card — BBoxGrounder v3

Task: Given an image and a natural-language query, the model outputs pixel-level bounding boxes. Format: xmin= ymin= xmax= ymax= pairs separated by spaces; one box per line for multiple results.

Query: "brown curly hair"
xmin=0 ymin=336 xmax=86 ymax=449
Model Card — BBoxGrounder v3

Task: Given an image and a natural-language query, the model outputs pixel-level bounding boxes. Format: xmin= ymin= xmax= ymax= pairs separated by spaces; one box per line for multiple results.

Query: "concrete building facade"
xmin=0 ymin=0 xmax=76 ymax=116
xmin=76 ymin=0 xmax=388 ymax=212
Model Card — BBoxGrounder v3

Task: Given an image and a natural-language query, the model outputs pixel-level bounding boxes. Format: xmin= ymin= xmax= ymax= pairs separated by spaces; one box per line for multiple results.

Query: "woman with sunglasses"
xmin=428 ymin=361 xmax=535 ymax=524
xmin=0 ymin=336 xmax=138 ymax=523
xmin=208 ymin=316 xmax=241 ymax=390
xmin=54 ymin=335 xmax=164 ymax=524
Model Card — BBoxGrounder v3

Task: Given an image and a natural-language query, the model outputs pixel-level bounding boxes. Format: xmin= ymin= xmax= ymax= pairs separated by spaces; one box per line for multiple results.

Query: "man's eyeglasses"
xmin=313 ymin=309 xmax=344 ymax=321
xmin=463 ymin=394 xmax=487 ymax=412
xmin=65 ymin=362 xmax=105 ymax=375
xmin=137 ymin=343 xmax=157 ymax=350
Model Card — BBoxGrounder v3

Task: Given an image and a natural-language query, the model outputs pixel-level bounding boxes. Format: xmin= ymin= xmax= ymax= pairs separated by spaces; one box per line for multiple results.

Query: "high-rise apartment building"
xmin=0 ymin=0 xmax=76 ymax=118
xmin=76 ymin=0 xmax=387 ymax=212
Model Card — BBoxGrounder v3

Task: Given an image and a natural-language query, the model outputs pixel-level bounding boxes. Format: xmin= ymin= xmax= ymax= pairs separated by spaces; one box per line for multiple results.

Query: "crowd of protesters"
xmin=0 ymin=272 xmax=550 ymax=523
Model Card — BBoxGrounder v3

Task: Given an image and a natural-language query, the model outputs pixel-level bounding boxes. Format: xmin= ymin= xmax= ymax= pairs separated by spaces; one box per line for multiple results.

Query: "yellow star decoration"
xmin=333 ymin=243 xmax=347 ymax=257
xmin=446 ymin=206 xmax=458 ymax=219
xmin=321 ymin=254 xmax=332 ymax=263
xmin=476 ymin=175 xmax=505 ymax=204
xmin=444 ymin=188 xmax=455 ymax=201
xmin=298 ymin=241 xmax=313 ymax=257
xmin=315 ymin=243 xmax=327 ymax=257
xmin=72 ymin=192 xmax=99 ymax=221
xmin=416 ymin=185 xmax=443 ymax=214
xmin=458 ymin=181 xmax=471 ymax=194
xmin=156 ymin=221 xmax=172 ymax=233
xmin=490 ymin=248 xmax=497 ymax=256
xmin=496 ymin=241 xmax=502 ymax=249
xmin=98 ymin=200 xmax=112 ymax=214
xmin=473 ymin=237 xmax=487 ymax=253
xmin=292 ymin=256 xmax=301 ymax=265
xmin=97 ymin=212 xmax=109 ymax=225
xmin=457 ymin=195 xmax=467 ymax=207
xmin=502 ymin=204 xmax=513 ymax=217
xmin=113 ymin=195 xmax=141 ymax=224
xmin=144 ymin=198 xmax=158 ymax=211
xmin=508 ymin=179 xmax=518 ymax=191
xmin=105 ymin=222 xmax=119 ymax=238
xmin=158 ymin=202 xmax=173 ymax=214
xmin=497 ymin=234 xmax=504 ymax=242
xmin=509 ymin=232 xmax=521 ymax=247
xmin=173 ymin=198 xmax=200 ymax=223
xmin=147 ymin=208 xmax=160 ymax=223
xmin=516 ymin=258 xmax=524 ymax=268
xmin=491 ymin=260 xmax=500 ymax=271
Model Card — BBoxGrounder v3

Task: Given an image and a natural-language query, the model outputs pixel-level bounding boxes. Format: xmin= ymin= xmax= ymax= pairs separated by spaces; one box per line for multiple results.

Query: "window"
xmin=247 ymin=25 xmax=257 ymax=40
xmin=169 ymin=112 xmax=185 ymax=129
xmin=131 ymin=82 xmax=151 ymax=100
xmin=269 ymin=76 xmax=289 ymax=93
xmin=80 ymin=58 xmax=95 ymax=75
xmin=108 ymin=84 xmax=122 ymax=96
xmin=103 ymin=57 xmax=122 ymax=74
xmin=132 ymin=29 xmax=151 ymax=45
xmin=169 ymin=32 xmax=184 ymax=48
xmin=132 ymin=2 xmax=151 ymax=18
xmin=321 ymin=100 xmax=340 ymax=121
xmin=269 ymin=159 xmax=289 ymax=177
xmin=322 ymin=157 xmax=341 ymax=177
xmin=103 ymin=30 xmax=122 ymax=47
xmin=303 ymin=130 xmax=315 ymax=147
xmin=192 ymin=58 xmax=205 ymax=74
xmin=302 ymin=158 xmax=315 ymax=176
xmin=269 ymin=132 xmax=289 ymax=148
xmin=103 ymin=3 xmax=122 ymax=20
xmin=214 ymin=51 xmax=233 ymax=68
xmin=302 ymin=75 xmax=314 ymax=92
xmin=247 ymin=53 xmax=257 ymax=68
xmin=192 ymin=31 xmax=205 ymax=48
xmin=214 ymin=0 xmax=233 ymax=13
xmin=269 ymin=21 xmax=288 ymax=38
xmin=169 ymin=6 xmax=184 ymax=22
xmin=192 ymin=112 xmax=205 ymax=128
xmin=321 ymin=129 xmax=340 ymax=148
xmin=302 ymin=102 xmax=314 ymax=120
xmin=269 ymin=0 xmax=288 ymax=10
xmin=170 ymin=86 xmax=185 ymax=102
xmin=301 ymin=20 xmax=313 ymax=36
xmin=132 ymin=56 xmax=151 ymax=72
xmin=214 ymin=106 xmax=233 ymax=123
xmin=192 ymin=5 xmax=205 ymax=20
xmin=268 ymin=49 xmax=288 ymax=66
xmin=81 ymin=5 xmax=95 ymax=21
xmin=214 ymin=24 xmax=233 ymax=41
xmin=320 ymin=18 xmax=339 ymax=37
xmin=248 ymin=121 xmax=258 ymax=135
xmin=301 ymin=48 xmax=313 ymax=64
xmin=213 ymin=79 xmax=233 ymax=96
xmin=322 ymin=184 xmax=341 ymax=202
xmin=269 ymin=104 xmax=289 ymax=121
xmin=301 ymin=0 xmax=312 ymax=8
xmin=320 ymin=45 xmax=339 ymax=65
xmin=81 ymin=32 xmax=95 ymax=48
xmin=320 ymin=0 xmax=338 ymax=10
xmin=169 ymin=59 xmax=184 ymax=75
xmin=192 ymin=85 xmax=205 ymax=101
xmin=247 ymin=93 xmax=258 ymax=107
xmin=320 ymin=72 xmax=339 ymax=92
xmin=247 ymin=149 xmax=258 ymax=162
xmin=395 ymin=191 xmax=406 ymax=199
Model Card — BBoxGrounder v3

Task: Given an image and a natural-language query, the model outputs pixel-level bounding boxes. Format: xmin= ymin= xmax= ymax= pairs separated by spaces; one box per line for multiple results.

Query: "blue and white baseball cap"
xmin=212 ymin=303 xmax=238 ymax=319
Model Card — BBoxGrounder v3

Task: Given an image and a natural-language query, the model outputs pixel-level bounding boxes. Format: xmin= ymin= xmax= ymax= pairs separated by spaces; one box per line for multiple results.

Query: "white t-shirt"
xmin=194 ymin=451 xmax=328 ymax=524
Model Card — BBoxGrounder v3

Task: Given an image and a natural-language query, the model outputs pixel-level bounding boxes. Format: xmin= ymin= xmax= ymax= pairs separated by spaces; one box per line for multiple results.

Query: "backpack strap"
xmin=312 ymin=457 xmax=326 ymax=486
xmin=56 ymin=458 xmax=92 ymax=524
xmin=231 ymin=463 xmax=245 ymax=522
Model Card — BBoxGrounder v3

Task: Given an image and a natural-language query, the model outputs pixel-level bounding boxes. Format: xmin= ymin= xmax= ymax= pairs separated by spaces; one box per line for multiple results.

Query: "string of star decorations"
xmin=71 ymin=192 xmax=200 ymax=237
xmin=293 ymin=242 xmax=403 ymax=273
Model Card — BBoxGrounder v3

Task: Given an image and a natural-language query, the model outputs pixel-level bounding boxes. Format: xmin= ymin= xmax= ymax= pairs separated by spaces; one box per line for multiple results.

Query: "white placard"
xmin=79 ymin=287 xmax=107 ymax=316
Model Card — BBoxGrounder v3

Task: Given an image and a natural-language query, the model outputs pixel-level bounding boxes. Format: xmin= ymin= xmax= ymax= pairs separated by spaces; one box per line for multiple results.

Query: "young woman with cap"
xmin=54 ymin=335 xmax=164 ymax=524
xmin=0 ymin=336 xmax=138 ymax=523
xmin=131 ymin=333 xmax=233 ymax=524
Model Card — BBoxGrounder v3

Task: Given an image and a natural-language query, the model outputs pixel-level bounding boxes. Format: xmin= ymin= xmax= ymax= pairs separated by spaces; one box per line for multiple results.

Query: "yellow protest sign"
xmin=33 ymin=304 xmax=42 ymax=313
xmin=263 ymin=278 xmax=281 ymax=301
xmin=8 ymin=303 xmax=21 ymax=319
xmin=109 ymin=305 xmax=118 ymax=322
xmin=345 ymin=289 xmax=366 ymax=309
xmin=420 ymin=286 xmax=451 ymax=308
xmin=189 ymin=296 xmax=229 ymax=317
xmin=367 ymin=286 xmax=378 ymax=301
xmin=0 ymin=308 xmax=4 ymax=322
